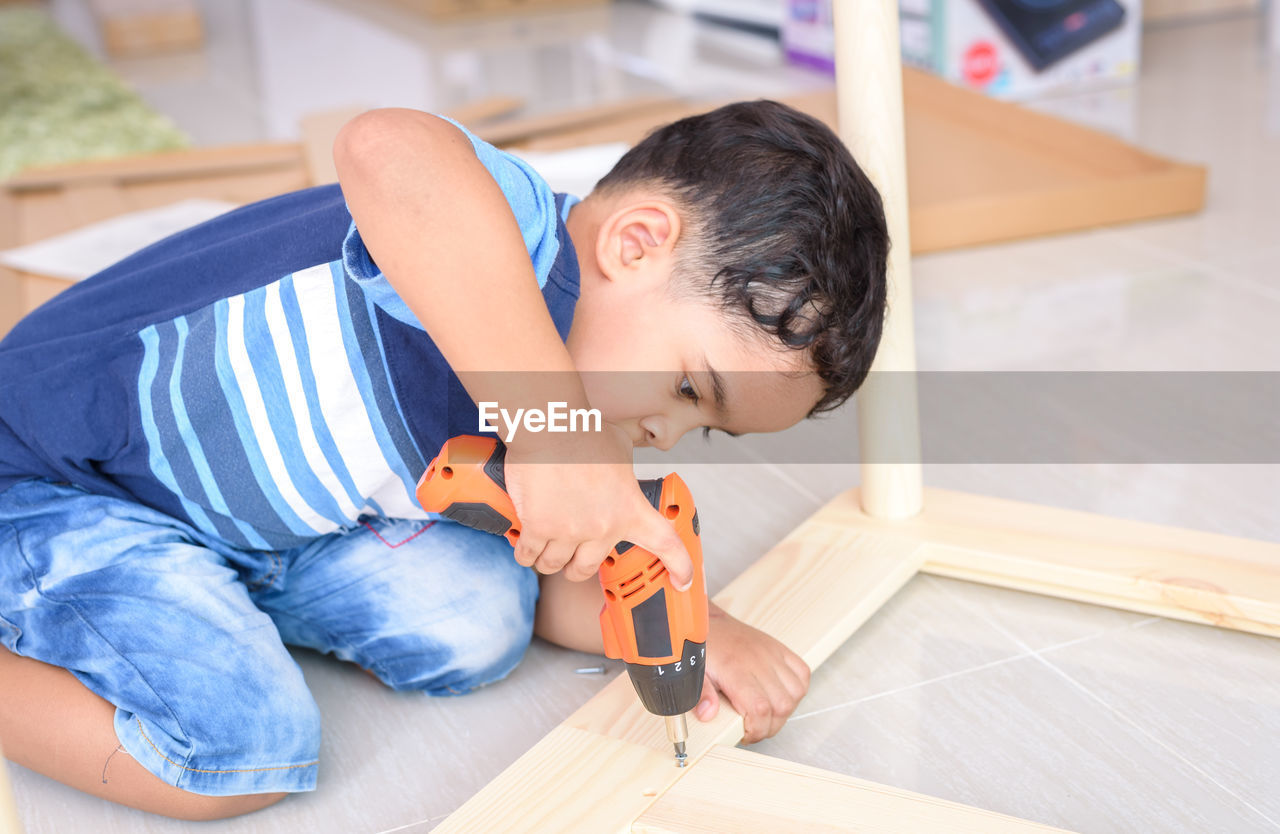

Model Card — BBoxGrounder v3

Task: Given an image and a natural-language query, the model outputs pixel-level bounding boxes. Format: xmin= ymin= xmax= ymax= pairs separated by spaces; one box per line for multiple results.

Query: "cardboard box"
xmin=786 ymin=1 xmax=1142 ymax=101
xmin=902 ymin=0 xmax=1142 ymax=100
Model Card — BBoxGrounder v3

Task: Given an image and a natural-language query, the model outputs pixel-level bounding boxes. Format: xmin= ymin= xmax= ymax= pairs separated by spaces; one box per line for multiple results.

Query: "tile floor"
xmin=9 ymin=2 xmax=1280 ymax=832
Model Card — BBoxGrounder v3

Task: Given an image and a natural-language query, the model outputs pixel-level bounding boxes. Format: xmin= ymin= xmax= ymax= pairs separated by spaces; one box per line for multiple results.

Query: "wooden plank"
xmin=633 ymin=745 xmax=1074 ymax=834
xmin=816 ymin=488 xmax=1280 ymax=638
xmin=299 ymin=107 xmax=368 ymax=187
xmin=474 ymin=96 xmax=687 ymax=147
xmin=430 ymin=528 xmax=925 ymax=833
xmin=899 ymin=69 xmax=1206 ymax=251
xmin=5 ymin=144 xmax=303 ymax=191
xmin=0 ymin=742 xmax=21 ymax=834
xmin=444 ymin=95 xmax=526 ymax=128
xmin=299 ymin=97 xmax=528 ymax=186
xmin=0 ymin=179 xmax=20 ymax=336
xmin=1 ymin=143 xmax=310 ymax=332
xmin=88 ymin=0 xmax=203 ymax=57
xmin=383 ymin=0 xmax=605 ymax=22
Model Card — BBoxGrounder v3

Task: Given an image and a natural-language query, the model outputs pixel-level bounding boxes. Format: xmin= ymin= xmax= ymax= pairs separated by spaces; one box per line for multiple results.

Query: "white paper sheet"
xmin=511 ymin=142 xmax=630 ymax=201
xmin=0 ymin=198 xmax=239 ymax=282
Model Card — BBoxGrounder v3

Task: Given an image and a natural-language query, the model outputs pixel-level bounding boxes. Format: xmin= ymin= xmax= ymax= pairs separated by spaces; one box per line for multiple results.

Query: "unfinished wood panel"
xmin=1 ymin=143 xmax=309 ymax=329
xmin=474 ymin=96 xmax=685 ymax=147
xmin=430 ymin=531 xmax=925 ymax=833
xmin=300 ymin=98 xmax=528 ymax=186
xmin=88 ymin=0 xmax=203 ymax=57
xmin=633 ymin=745 xmax=1074 ymax=834
xmin=4 ymin=144 xmax=303 ymax=191
xmin=899 ymin=70 xmax=1206 ymax=252
xmin=815 ymin=487 xmax=1280 ymax=638
xmin=299 ymin=107 xmax=368 ymax=187
xmin=0 ymin=189 xmax=24 ymax=335
xmin=443 ymin=95 xmax=526 ymax=128
xmin=381 ymin=0 xmax=605 ymax=22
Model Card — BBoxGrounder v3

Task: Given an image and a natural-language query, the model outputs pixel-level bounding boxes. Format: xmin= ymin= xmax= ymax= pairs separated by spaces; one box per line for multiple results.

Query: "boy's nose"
xmin=637 ymin=418 xmax=670 ymax=451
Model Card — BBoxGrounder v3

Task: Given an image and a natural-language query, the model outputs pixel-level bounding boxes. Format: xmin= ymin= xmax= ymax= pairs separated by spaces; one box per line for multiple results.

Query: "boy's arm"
xmin=334 ymin=109 xmax=692 ymax=588
xmin=535 ymin=572 xmax=811 ymax=742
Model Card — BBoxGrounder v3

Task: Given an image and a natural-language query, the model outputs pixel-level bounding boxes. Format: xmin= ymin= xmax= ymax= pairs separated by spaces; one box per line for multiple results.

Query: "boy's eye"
xmin=678 ymin=376 xmax=700 ymax=404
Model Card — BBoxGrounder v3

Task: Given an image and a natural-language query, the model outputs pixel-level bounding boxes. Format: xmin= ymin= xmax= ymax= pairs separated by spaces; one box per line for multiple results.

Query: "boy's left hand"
xmin=693 ymin=604 xmax=810 ymax=743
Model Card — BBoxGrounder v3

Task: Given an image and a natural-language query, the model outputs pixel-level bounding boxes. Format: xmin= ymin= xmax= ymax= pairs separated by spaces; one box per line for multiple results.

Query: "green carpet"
xmin=0 ymin=6 xmax=189 ymax=180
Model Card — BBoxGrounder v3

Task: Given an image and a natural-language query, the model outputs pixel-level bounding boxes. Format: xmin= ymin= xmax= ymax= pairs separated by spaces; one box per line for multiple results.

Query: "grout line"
xmin=789 ymin=573 xmax=1126 ymax=723
xmin=790 ymin=649 xmax=1038 ymax=722
xmin=1030 ymin=653 xmax=1280 ymax=832
xmin=927 ymin=571 xmax=1277 ymax=826
xmin=753 ymin=459 xmax=825 ymax=505
xmin=375 ymin=812 xmax=450 ymax=834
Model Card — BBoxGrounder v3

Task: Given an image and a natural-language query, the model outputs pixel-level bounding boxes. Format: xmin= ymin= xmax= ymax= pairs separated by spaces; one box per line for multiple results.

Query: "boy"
xmin=0 ymin=100 xmax=887 ymax=820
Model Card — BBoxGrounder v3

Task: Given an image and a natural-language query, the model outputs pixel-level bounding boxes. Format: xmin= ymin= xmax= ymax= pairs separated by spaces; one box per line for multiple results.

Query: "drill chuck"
xmin=624 ymin=639 xmax=706 ymax=716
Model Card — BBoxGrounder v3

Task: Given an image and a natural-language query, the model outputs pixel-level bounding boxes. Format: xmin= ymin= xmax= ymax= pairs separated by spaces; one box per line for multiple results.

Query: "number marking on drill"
xmin=675 ymin=661 xmax=682 ymax=672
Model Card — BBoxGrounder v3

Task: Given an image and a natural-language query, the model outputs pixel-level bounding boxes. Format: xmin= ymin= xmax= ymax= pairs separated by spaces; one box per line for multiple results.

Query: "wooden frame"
xmin=428 ymin=486 xmax=1280 ymax=833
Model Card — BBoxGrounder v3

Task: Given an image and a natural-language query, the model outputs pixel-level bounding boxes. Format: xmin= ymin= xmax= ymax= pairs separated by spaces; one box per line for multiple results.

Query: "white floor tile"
xmin=1037 ymin=617 xmax=1280 ymax=825
xmin=751 ymin=651 xmax=1279 ymax=834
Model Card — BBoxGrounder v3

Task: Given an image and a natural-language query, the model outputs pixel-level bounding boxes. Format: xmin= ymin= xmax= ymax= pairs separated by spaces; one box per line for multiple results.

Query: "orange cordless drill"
xmin=415 ymin=435 xmax=709 ymax=767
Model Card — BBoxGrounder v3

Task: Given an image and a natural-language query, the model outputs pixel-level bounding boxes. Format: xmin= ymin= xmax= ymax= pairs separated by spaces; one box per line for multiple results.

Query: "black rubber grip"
xmin=630 ymin=587 xmax=673 ymax=658
xmin=483 ymin=442 xmax=508 ymax=492
xmin=441 ymin=502 xmax=512 ymax=537
xmin=638 ymin=478 xmax=664 ymax=511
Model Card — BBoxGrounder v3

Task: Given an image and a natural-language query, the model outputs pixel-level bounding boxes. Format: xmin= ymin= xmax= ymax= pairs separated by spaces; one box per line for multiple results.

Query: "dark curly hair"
xmin=592 ymin=100 xmax=889 ymax=415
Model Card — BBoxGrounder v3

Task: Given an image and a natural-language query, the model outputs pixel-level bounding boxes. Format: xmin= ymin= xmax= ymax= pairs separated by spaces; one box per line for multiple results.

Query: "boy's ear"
xmin=596 ymin=200 xmax=681 ymax=282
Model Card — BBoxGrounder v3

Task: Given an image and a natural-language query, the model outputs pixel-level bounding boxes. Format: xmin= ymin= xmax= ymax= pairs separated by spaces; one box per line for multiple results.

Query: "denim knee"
xmin=115 ymin=655 xmax=324 ymax=796
xmin=370 ymin=529 xmax=540 ymax=696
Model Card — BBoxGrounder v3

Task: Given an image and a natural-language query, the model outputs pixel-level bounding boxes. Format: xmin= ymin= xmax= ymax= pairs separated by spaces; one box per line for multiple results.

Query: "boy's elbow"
xmin=333 ymin=108 xmax=468 ymax=184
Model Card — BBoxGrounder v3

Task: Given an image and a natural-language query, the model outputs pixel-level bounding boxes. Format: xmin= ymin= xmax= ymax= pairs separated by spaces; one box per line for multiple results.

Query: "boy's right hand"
xmin=502 ymin=423 xmax=694 ymax=591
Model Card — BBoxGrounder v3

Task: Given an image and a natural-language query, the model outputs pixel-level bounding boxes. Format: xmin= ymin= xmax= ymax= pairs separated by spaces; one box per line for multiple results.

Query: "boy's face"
xmin=565 ymin=193 xmax=824 ymax=451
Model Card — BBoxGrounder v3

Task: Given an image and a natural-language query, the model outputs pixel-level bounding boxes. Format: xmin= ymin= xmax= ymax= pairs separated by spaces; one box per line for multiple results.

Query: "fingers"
xmin=519 ymin=538 xmax=619 ymax=582
xmin=694 ymin=684 xmax=720 ymax=722
xmin=721 ymin=665 xmax=808 ymax=744
xmin=563 ymin=541 xmax=616 ymax=582
xmin=635 ymin=509 xmax=695 ymax=591
xmin=531 ymin=539 xmax=576 ymax=576
xmin=512 ymin=535 xmax=545 ymax=569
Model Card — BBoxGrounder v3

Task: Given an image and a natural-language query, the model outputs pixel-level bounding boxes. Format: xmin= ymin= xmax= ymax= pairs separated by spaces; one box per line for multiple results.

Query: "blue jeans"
xmin=0 ymin=479 xmax=538 ymax=796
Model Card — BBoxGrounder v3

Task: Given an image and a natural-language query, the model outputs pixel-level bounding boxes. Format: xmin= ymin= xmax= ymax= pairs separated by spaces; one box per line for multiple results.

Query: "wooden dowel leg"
xmin=834 ymin=0 xmax=924 ymax=519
